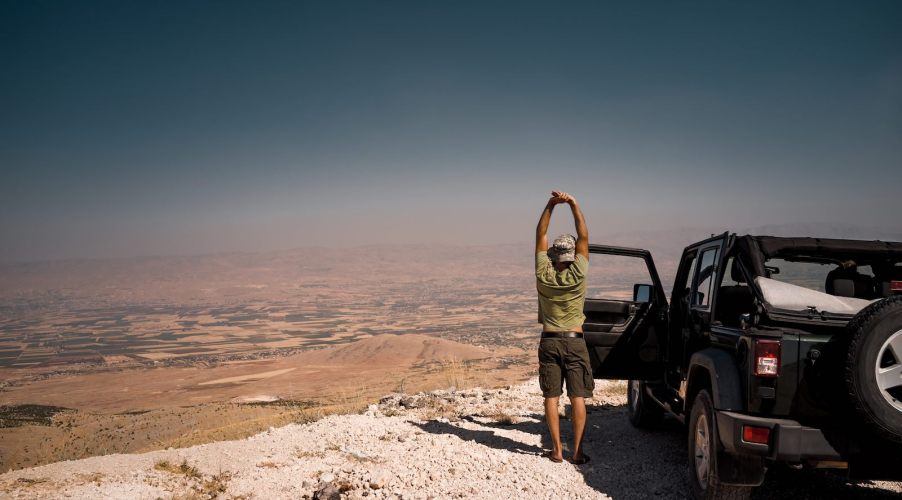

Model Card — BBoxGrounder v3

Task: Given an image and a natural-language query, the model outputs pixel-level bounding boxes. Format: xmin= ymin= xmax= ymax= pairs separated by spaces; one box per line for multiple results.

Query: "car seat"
xmin=825 ymin=264 xmax=875 ymax=300
xmin=715 ymin=259 xmax=755 ymax=327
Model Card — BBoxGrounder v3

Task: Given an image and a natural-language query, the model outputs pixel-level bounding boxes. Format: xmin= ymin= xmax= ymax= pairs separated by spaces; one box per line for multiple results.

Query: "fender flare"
xmin=688 ymin=348 xmax=744 ymax=411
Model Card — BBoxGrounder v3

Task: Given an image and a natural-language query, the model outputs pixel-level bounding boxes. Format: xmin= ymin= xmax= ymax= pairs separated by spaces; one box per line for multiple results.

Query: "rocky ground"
xmin=1 ymin=379 xmax=900 ymax=499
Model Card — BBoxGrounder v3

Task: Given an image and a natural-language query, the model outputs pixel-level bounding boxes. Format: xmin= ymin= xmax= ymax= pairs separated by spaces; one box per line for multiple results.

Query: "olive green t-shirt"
xmin=536 ymin=252 xmax=589 ymax=331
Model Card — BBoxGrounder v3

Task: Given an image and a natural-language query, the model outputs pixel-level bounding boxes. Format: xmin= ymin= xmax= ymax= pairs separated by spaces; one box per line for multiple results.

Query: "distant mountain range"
xmin=2 ymin=223 xmax=898 ymax=304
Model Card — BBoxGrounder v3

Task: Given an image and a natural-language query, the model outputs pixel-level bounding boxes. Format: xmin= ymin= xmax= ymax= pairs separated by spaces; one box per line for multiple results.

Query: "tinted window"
xmin=679 ymin=252 xmax=698 ymax=302
xmin=692 ymin=247 xmax=719 ymax=307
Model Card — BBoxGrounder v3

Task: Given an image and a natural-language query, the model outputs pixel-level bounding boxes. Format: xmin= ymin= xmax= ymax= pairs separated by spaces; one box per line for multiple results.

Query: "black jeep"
xmin=585 ymin=233 xmax=902 ymax=499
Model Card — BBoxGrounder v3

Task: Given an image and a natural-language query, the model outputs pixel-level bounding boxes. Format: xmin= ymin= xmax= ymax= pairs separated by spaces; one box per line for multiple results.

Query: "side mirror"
xmin=633 ymin=283 xmax=653 ymax=303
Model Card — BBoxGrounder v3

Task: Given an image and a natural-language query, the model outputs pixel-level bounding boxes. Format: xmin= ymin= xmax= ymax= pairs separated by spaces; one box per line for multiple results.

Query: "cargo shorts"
xmin=538 ymin=337 xmax=595 ymax=398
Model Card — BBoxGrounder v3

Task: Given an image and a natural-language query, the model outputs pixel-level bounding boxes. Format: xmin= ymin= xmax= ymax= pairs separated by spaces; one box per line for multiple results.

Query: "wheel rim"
xmin=629 ymin=380 xmax=640 ymax=412
xmin=694 ymin=414 xmax=710 ymax=486
xmin=876 ymin=329 xmax=902 ymax=413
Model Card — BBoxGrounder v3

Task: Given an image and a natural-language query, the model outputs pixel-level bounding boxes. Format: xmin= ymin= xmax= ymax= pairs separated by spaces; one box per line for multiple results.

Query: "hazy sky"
xmin=2 ymin=1 xmax=901 ymax=262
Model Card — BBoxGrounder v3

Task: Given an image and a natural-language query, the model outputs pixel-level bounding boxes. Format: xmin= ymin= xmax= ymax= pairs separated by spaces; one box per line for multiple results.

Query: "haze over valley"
xmin=0 ymin=244 xmax=550 ymax=469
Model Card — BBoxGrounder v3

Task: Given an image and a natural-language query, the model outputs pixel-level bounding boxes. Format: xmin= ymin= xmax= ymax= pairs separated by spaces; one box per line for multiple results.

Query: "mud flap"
xmin=716 ymin=450 xmax=767 ymax=486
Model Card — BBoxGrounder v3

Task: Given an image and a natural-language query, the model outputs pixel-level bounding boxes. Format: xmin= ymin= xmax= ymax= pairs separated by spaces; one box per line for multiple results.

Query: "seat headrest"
xmin=826 ymin=266 xmax=854 ymax=297
xmin=826 ymin=265 xmax=874 ymax=299
xmin=831 ymin=279 xmax=856 ymax=298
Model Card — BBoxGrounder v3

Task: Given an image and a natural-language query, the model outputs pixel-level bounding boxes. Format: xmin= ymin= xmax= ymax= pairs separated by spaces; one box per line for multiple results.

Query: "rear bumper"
xmin=715 ymin=410 xmax=842 ymax=462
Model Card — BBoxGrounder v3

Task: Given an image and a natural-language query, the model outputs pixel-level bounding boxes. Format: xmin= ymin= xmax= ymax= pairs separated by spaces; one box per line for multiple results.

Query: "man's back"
xmin=536 ymin=252 xmax=588 ymax=331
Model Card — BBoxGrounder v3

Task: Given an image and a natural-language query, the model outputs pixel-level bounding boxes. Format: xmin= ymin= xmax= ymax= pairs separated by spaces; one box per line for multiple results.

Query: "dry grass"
xmin=294 ymin=448 xmax=326 ymax=459
xmin=395 ymin=376 xmax=409 ymax=394
xmin=154 ymin=458 xmax=201 ymax=479
xmin=417 ymin=396 xmax=462 ymax=421
xmin=154 ymin=459 xmax=230 ymax=498
xmin=74 ymin=472 xmax=105 ymax=485
xmin=381 ymin=407 xmax=401 ymax=417
xmin=14 ymin=477 xmax=47 ymax=485
xmin=200 ymin=472 xmax=230 ymax=497
xmin=344 ymin=452 xmax=380 ymax=464
xmin=0 ymin=399 xmax=343 ymax=472
xmin=294 ymin=406 xmax=328 ymax=424
xmin=330 ymin=382 xmax=378 ymax=416
xmin=439 ymin=357 xmax=475 ymax=389
xmin=154 ymin=406 xmax=326 ymax=451
xmin=486 ymin=407 xmax=519 ymax=425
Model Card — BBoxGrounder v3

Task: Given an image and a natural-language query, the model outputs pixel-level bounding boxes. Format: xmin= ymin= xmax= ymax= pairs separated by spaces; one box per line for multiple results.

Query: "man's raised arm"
xmin=553 ymin=191 xmax=589 ymax=258
xmin=536 ymin=199 xmax=555 ymax=254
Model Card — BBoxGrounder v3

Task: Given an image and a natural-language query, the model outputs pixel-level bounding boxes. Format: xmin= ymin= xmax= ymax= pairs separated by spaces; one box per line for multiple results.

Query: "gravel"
xmin=1 ymin=379 xmax=900 ymax=499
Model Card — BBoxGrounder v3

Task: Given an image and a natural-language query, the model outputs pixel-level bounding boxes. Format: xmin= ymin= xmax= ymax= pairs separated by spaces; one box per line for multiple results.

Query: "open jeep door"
xmin=584 ymin=244 xmax=668 ymax=380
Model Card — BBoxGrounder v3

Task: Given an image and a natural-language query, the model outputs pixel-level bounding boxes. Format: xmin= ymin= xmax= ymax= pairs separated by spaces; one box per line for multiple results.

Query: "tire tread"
xmin=844 ymin=295 xmax=902 ymax=444
xmin=687 ymin=390 xmax=753 ymax=500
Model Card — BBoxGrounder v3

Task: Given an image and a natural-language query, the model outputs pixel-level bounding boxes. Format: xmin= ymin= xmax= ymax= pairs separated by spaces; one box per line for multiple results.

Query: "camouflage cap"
xmin=548 ymin=234 xmax=576 ymax=263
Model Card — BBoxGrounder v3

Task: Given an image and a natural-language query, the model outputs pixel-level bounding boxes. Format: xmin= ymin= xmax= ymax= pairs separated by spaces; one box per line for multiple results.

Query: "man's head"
xmin=548 ymin=234 xmax=576 ymax=271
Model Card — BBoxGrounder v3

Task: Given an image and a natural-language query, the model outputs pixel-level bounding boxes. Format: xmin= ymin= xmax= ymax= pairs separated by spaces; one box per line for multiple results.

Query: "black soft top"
xmin=734 ymin=235 xmax=902 ymax=277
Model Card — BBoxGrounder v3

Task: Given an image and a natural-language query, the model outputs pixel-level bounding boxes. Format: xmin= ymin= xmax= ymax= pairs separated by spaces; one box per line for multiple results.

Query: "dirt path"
xmin=1 ymin=380 xmax=899 ymax=499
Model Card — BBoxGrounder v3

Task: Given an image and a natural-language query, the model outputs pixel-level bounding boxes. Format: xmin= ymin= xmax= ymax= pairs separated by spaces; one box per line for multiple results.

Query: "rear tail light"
xmin=742 ymin=425 xmax=771 ymax=444
xmin=754 ymin=339 xmax=781 ymax=377
xmin=892 ymin=281 xmax=902 ymax=294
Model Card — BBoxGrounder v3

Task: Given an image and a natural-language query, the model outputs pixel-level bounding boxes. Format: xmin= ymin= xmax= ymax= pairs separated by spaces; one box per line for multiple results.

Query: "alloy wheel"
xmin=877 ymin=329 xmax=902 ymax=413
xmin=629 ymin=380 xmax=640 ymax=411
xmin=694 ymin=414 xmax=710 ymax=486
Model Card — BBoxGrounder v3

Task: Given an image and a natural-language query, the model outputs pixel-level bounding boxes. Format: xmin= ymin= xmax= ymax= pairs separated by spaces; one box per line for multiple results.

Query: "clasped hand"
xmin=549 ymin=191 xmax=575 ymax=206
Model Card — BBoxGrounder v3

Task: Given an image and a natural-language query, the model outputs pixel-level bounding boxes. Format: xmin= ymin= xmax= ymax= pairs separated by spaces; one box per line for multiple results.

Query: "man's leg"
xmin=570 ymin=396 xmax=587 ymax=460
xmin=539 ymin=339 xmax=565 ymax=461
xmin=544 ymin=396 xmax=564 ymax=461
xmin=564 ymin=339 xmax=594 ymax=462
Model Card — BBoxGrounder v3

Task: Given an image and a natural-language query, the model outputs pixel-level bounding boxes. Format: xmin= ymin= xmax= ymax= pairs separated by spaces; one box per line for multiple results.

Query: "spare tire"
xmin=845 ymin=296 xmax=902 ymax=444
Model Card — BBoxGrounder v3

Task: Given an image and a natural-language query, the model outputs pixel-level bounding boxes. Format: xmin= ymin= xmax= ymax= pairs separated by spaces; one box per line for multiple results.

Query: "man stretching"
xmin=535 ymin=191 xmax=592 ymax=465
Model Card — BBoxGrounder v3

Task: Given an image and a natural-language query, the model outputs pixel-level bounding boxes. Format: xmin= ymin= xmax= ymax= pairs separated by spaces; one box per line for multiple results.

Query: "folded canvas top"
xmin=754 ymin=276 xmax=876 ymax=315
